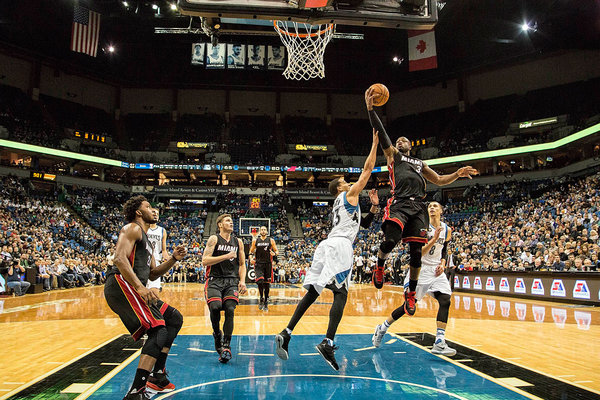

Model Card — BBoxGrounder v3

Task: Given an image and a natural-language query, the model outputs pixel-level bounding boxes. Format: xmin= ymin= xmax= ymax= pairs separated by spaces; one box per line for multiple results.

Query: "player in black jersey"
xmin=104 ymin=196 xmax=186 ymax=400
xmin=202 ymin=213 xmax=247 ymax=363
xmin=249 ymin=226 xmax=278 ymax=311
xmin=365 ymin=87 xmax=478 ymax=316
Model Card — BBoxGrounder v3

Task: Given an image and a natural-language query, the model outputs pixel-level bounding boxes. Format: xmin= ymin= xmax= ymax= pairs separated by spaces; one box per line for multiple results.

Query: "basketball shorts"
xmin=254 ymin=261 xmax=274 ymax=283
xmin=404 ymin=266 xmax=452 ymax=300
xmin=304 ymin=237 xmax=353 ymax=294
xmin=383 ymin=198 xmax=429 ymax=244
xmin=104 ymin=274 xmax=168 ymax=341
xmin=205 ymin=277 xmax=240 ymax=305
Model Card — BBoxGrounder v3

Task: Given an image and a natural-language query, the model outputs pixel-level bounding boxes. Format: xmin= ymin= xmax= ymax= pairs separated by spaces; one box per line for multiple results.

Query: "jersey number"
xmin=332 ymin=209 xmax=359 ymax=226
xmin=429 ymin=246 xmax=436 ymax=256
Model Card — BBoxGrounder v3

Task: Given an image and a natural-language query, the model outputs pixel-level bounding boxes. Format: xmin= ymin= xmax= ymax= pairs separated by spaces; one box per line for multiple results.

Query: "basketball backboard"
xmin=178 ymin=0 xmax=438 ymax=30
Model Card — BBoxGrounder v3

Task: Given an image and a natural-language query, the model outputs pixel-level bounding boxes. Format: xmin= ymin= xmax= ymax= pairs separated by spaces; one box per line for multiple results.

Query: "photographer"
xmin=7 ymin=260 xmax=30 ymax=296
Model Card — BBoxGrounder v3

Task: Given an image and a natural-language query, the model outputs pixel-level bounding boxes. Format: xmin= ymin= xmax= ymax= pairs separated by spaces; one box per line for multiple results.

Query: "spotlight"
xmin=108 ymin=45 xmax=115 ymax=52
xmin=122 ymin=1 xmax=128 ymax=6
xmin=393 ymin=56 xmax=398 ymax=62
xmin=521 ymin=22 xmax=531 ymax=32
xmin=152 ymin=4 xmax=158 ymax=10
xmin=170 ymin=3 xmax=177 ymax=10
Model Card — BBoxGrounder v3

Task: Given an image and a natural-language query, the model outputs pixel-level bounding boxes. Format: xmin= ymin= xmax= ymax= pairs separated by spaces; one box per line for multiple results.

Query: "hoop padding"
xmin=274 ymin=20 xmax=335 ymax=80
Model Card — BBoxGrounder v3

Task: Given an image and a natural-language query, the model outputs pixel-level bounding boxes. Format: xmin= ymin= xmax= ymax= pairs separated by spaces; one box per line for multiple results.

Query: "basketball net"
xmin=274 ymin=21 xmax=335 ymax=80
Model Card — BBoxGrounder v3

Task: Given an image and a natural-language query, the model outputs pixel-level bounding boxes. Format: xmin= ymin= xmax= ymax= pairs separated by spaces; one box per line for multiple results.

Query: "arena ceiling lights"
xmin=0 ymin=121 xmax=598 ymax=171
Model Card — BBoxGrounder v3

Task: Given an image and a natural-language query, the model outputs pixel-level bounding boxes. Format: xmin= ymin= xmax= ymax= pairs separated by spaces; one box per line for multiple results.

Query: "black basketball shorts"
xmin=104 ymin=274 xmax=168 ymax=341
xmin=382 ymin=198 xmax=429 ymax=244
xmin=205 ymin=277 xmax=240 ymax=305
xmin=254 ymin=261 xmax=274 ymax=283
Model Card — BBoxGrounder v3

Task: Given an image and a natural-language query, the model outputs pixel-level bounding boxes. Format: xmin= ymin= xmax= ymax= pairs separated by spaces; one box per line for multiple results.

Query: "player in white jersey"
xmin=275 ymin=129 xmax=380 ymax=371
xmin=371 ymin=201 xmax=456 ymax=355
xmin=147 ymin=208 xmax=169 ymax=294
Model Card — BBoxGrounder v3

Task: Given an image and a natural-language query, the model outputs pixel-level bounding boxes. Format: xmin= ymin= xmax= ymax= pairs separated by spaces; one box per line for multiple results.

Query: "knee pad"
xmin=380 ymin=239 xmax=396 ymax=254
xmin=436 ymin=293 xmax=451 ymax=309
xmin=164 ymin=307 xmax=184 ymax=331
xmin=223 ymin=300 xmax=237 ymax=317
xmin=142 ymin=326 xmax=168 ymax=359
xmin=208 ymin=301 xmax=222 ymax=314
xmin=409 ymin=243 xmax=423 ymax=269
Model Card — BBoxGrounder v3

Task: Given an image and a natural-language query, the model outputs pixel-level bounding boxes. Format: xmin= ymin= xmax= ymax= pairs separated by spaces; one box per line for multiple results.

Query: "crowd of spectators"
xmin=447 ymin=173 xmax=600 ymax=272
xmin=0 ymin=176 xmax=109 ymax=295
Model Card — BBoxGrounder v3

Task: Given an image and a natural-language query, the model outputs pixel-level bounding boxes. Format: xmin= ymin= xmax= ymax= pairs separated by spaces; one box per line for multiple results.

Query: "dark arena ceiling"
xmin=0 ymin=0 xmax=599 ymax=91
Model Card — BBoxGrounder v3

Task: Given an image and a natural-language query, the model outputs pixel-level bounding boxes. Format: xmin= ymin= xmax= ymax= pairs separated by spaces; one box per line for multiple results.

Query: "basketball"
xmin=369 ymin=83 xmax=389 ymax=107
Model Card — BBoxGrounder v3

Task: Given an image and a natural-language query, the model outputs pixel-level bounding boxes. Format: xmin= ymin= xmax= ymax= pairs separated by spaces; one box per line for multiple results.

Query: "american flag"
xmin=70 ymin=4 xmax=101 ymax=57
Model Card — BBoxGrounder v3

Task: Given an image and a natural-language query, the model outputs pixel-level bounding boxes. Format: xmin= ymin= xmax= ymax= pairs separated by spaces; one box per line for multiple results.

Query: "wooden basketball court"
xmin=1 ymin=283 xmax=599 ymax=399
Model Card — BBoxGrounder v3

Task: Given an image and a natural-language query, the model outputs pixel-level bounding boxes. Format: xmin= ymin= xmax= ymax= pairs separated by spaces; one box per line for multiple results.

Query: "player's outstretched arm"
xmin=422 ymin=164 xmax=479 ymax=186
xmin=151 ymin=245 xmax=186 ymax=281
xmin=365 ymin=87 xmax=397 ymax=160
xmin=114 ymin=223 xmax=159 ymax=305
xmin=347 ymin=129 xmax=379 ymax=203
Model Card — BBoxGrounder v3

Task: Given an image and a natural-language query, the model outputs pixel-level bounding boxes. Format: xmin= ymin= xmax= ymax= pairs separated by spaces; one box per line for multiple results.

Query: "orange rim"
xmin=273 ymin=20 xmax=335 ymax=38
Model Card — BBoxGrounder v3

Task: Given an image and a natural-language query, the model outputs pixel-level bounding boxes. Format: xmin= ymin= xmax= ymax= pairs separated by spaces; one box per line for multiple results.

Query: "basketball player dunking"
xmin=275 ymin=129 xmax=380 ymax=370
xmin=202 ymin=214 xmax=247 ymax=363
xmin=104 ymin=196 xmax=186 ymax=400
xmin=365 ymin=87 xmax=478 ymax=317
xmin=372 ymin=201 xmax=456 ymax=356
xmin=249 ymin=226 xmax=278 ymax=311
xmin=146 ymin=208 xmax=168 ymax=294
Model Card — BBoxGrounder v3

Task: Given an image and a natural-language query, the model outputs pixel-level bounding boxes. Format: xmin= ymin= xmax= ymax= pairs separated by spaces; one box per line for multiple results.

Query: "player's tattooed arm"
xmin=202 ymin=235 xmax=237 ymax=265
xmin=423 ymin=163 xmax=479 ymax=186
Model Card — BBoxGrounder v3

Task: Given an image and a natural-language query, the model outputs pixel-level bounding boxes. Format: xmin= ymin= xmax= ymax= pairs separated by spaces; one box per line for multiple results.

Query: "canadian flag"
xmin=408 ymin=30 xmax=438 ymax=72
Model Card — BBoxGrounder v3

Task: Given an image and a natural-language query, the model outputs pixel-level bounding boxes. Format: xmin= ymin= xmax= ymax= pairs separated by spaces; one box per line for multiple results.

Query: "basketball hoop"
xmin=273 ymin=20 xmax=335 ymax=80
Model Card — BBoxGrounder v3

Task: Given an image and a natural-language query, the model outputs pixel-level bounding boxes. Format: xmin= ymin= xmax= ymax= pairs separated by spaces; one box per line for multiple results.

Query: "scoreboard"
xmin=249 ymin=197 xmax=261 ymax=209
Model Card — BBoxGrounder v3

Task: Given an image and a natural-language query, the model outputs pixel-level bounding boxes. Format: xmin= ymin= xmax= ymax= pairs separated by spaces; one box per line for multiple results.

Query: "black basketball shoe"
xmin=122 ymin=389 xmax=151 ymax=400
xmin=275 ymin=330 xmax=291 ymax=360
xmin=213 ymin=330 xmax=223 ymax=354
xmin=316 ymin=339 xmax=339 ymax=371
xmin=147 ymin=370 xmax=175 ymax=392
xmin=219 ymin=344 xmax=232 ymax=363
xmin=263 ymin=298 xmax=269 ymax=312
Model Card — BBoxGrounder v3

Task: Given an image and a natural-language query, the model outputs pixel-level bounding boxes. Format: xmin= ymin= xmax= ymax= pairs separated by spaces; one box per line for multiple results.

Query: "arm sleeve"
xmin=441 ymin=241 xmax=448 ymax=261
xmin=360 ymin=212 xmax=375 ymax=229
xmin=368 ymin=109 xmax=393 ymax=150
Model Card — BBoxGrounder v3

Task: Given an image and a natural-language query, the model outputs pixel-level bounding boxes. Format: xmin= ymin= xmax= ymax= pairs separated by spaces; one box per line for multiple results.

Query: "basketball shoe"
xmin=122 ymin=388 xmax=151 ymax=400
xmin=404 ymin=291 xmax=417 ymax=316
xmin=213 ymin=330 xmax=223 ymax=354
xmin=147 ymin=370 xmax=175 ymax=392
xmin=372 ymin=324 xmax=386 ymax=348
xmin=431 ymin=341 xmax=456 ymax=356
xmin=275 ymin=330 xmax=291 ymax=360
xmin=219 ymin=346 xmax=232 ymax=364
xmin=372 ymin=266 xmax=385 ymax=289
xmin=316 ymin=339 xmax=339 ymax=371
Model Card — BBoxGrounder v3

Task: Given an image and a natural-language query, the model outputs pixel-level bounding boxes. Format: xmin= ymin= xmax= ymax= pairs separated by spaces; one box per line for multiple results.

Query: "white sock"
xmin=380 ymin=320 xmax=391 ymax=332
xmin=326 ymin=338 xmax=334 ymax=346
xmin=435 ymin=328 xmax=445 ymax=344
xmin=285 ymin=328 xmax=292 ymax=335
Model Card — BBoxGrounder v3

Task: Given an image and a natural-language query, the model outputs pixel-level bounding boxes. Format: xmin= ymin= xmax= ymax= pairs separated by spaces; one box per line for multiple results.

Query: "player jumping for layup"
xmin=372 ymin=201 xmax=456 ymax=356
xmin=365 ymin=87 xmax=478 ymax=316
xmin=275 ymin=129 xmax=380 ymax=371
xmin=104 ymin=196 xmax=186 ymax=399
xmin=250 ymin=226 xmax=278 ymax=311
xmin=202 ymin=214 xmax=247 ymax=363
